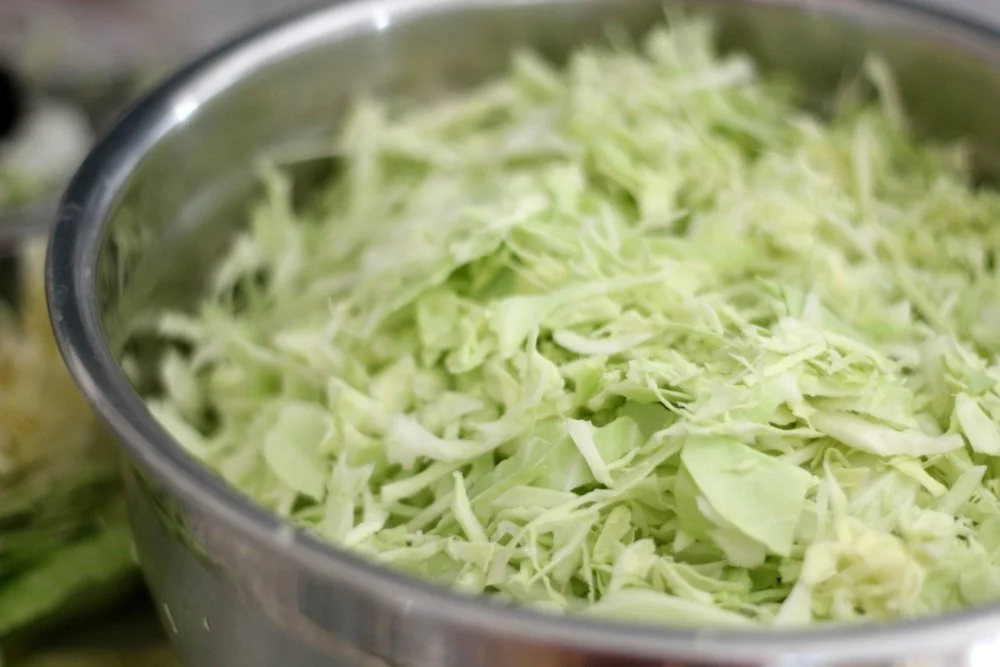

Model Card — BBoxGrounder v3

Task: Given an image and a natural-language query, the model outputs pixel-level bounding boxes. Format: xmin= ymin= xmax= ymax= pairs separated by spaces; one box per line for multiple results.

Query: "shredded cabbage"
xmin=153 ymin=19 xmax=1000 ymax=626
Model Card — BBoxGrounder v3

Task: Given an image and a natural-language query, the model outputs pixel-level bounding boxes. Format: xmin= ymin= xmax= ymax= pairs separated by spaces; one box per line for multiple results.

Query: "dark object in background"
xmin=0 ymin=65 xmax=26 ymax=308
xmin=0 ymin=65 xmax=24 ymax=139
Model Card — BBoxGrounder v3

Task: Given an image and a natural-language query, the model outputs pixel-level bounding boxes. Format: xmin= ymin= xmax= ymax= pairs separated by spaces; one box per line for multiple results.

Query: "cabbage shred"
xmin=153 ymin=20 xmax=1000 ymax=626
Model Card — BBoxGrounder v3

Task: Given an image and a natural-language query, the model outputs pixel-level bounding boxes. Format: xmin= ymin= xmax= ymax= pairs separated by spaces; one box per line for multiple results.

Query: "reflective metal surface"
xmin=46 ymin=1 xmax=1000 ymax=665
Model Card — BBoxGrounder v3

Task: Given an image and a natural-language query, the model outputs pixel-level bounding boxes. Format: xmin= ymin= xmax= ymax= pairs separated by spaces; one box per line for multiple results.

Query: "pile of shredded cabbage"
xmin=151 ymin=19 xmax=1000 ymax=627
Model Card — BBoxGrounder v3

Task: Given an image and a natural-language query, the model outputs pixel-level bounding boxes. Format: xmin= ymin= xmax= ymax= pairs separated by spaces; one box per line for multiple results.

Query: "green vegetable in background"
xmin=13 ymin=647 xmax=178 ymax=667
xmin=0 ymin=240 xmax=137 ymax=639
xmin=153 ymin=18 xmax=1000 ymax=626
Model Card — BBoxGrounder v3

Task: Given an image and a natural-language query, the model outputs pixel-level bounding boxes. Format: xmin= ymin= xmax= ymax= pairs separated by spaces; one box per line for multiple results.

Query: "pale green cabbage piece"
xmin=153 ymin=18 xmax=1000 ymax=626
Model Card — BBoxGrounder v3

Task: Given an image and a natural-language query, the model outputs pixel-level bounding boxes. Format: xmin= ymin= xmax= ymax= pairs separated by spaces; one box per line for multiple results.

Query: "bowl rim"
xmin=45 ymin=0 xmax=1000 ymax=662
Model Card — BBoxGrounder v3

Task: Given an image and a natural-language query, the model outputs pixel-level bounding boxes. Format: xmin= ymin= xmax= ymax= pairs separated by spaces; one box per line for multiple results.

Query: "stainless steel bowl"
xmin=45 ymin=1 xmax=1000 ymax=665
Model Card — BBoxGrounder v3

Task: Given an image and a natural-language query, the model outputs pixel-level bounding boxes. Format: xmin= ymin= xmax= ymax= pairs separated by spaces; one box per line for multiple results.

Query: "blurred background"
xmin=0 ymin=0 xmax=997 ymax=665
xmin=0 ymin=0 xmax=991 ymax=105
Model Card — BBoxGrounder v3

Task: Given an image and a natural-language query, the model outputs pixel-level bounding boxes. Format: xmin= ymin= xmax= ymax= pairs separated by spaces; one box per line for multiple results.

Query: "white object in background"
xmin=0 ymin=99 xmax=94 ymax=186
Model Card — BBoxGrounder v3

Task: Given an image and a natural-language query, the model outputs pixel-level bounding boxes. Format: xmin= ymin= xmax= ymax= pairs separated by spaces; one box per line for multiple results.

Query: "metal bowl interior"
xmin=46 ymin=1 xmax=1000 ymax=666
